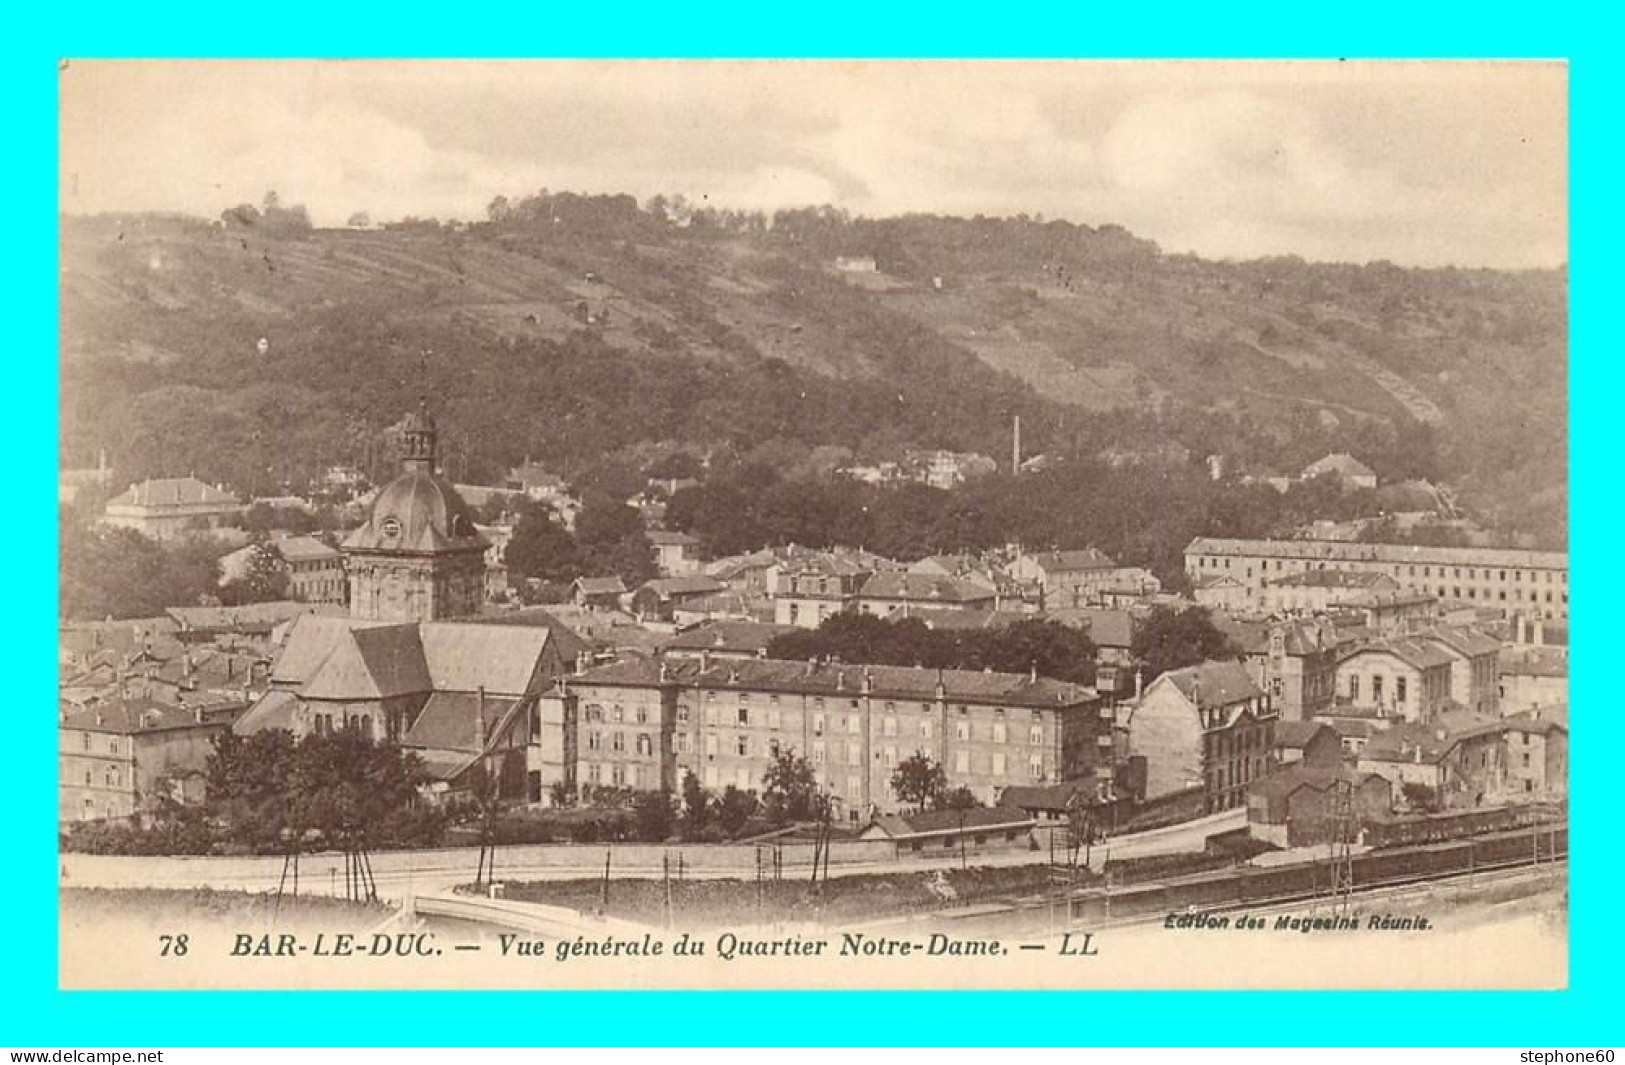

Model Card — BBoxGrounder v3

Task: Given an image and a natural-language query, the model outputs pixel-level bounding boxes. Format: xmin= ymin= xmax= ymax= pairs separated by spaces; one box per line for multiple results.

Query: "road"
xmin=61 ymin=809 xmax=1246 ymax=901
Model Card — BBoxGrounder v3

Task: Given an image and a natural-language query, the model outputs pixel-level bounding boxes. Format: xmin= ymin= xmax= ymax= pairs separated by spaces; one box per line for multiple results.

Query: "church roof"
xmin=402 ymin=691 xmax=521 ymax=752
xmin=343 ymin=470 xmax=488 ymax=555
xmin=301 ymin=624 xmax=430 ymax=700
xmin=419 ymin=622 xmax=551 ymax=696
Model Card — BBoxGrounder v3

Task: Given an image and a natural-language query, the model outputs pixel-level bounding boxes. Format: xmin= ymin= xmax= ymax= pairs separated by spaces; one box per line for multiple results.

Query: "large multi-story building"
xmin=59 ymin=697 xmax=236 ymax=823
xmin=1184 ymin=538 xmax=1568 ymax=620
xmin=539 ymin=657 xmax=1105 ymax=819
xmin=102 ymin=476 xmax=243 ymax=541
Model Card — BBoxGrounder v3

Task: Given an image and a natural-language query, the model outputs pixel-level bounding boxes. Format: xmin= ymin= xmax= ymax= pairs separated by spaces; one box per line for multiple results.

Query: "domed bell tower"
xmin=341 ymin=403 xmax=488 ymax=623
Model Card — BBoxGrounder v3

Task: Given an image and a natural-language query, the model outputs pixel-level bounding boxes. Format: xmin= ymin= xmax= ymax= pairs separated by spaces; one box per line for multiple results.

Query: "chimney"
xmin=658 ymin=660 xmax=670 ymax=683
xmin=700 ymin=649 xmax=711 ymax=673
xmin=1029 ymin=662 xmax=1038 ymax=683
xmin=836 ymin=670 xmax=845 ymax=692
xmin=806 ymin=657 xmax=817 ymax=676
xmin=1135 ymin=668 xmax=1144 ymax=699
xmin=474 ymin=686 xmax=487 ymax=749
xmin=862 ymin=666 xmax=873 ymax=693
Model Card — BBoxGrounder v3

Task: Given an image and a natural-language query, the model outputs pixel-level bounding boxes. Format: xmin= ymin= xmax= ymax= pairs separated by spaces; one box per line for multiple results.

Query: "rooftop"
xmin=1029 ymin=548 xmax=1120 ymax=574
xmin=573 ymin=656 xmax=1098 ymax=711
xmin=61 ymin=697 xmax=226 ymax=735
xmin=858 ymin=572 xmax=998 ymax=603
xmin=1155 ymin=660 xmax=1264 ymax=711
xmin=107 ymin=476 xmax=239 ymax=510
xmin=866 ymin=806 xmax=1037 ymax=839
xmin=662 ymin=620 xmax=799 ymax=654
xmin=1185 ymin=537 xmax=1567 ymax=571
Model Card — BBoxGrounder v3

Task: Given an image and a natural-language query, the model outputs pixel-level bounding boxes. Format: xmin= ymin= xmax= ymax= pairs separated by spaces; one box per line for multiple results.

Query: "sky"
xmin=59 ymin=60 xmax=1567 ymax=269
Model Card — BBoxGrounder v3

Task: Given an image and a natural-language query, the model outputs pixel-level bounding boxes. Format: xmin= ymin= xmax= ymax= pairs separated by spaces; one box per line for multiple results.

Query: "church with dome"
xmin=231 ymin=404 xmax=588 ymax=805
xmin=343 ymin=404 xmax=488 ymax=623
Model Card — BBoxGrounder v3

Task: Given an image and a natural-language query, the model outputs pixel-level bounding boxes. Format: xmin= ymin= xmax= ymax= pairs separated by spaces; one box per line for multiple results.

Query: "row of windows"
xmin=1195 ymin=554 xmax=1566 ymax=586
xmin=65 ymin=765 xmax=124 ymax=788
xmin=1347 ymin=674 xmax=1410 ymax=704
xmin=76 ymin=733 xmax=122 ymax=754
xmin=583 ymin=702 xmax=654 ymax=725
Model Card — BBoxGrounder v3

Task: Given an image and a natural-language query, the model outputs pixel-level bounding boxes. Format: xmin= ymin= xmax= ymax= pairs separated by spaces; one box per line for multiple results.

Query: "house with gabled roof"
xmin=1301 ymin=452 xmax=1378 ymax=490
xmin=1124 ymin=660 xmax=1279 ymax=815
xmin=1355 ymin=710 xmax=1509 ymax=810
xmin=103 ymin=476 xmax=243 ymax=540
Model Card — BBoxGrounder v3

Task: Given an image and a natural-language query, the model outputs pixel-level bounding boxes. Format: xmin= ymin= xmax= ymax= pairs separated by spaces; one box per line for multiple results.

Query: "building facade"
xmin=1332 ymin=640 xmax=1455 ymax=723
xmin=1185 ymin=538 xmax=1568 ymax=620
xmin=551 ymin=657 xmax=1104 ymax=818
xmin=1125 ymin=660 xmax=1279 ymax=815
xmin=60 ymin=699 xmax=229 ymax=823
xmin=103 ymin=477 xmax=243 ymax=541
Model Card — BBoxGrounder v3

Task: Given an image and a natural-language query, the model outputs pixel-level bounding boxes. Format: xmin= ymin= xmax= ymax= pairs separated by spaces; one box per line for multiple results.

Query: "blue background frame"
xmin=9 ymin=1 xmax=1617 ymax=1044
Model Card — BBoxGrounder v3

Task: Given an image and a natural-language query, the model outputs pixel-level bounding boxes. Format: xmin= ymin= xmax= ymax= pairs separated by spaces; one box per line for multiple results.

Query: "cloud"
xmin=58 ymin=60 xmax=1566 ymax=268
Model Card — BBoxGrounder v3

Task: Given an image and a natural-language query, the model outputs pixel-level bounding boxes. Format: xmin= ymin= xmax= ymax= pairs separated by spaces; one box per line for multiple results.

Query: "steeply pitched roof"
xmin=1419 ymin=626 xmax=1501 ymax=658
xmin=302 ymin=624 xmax=429 ymax=700
xmin=402 ymin=691 xmax=521 ymax=752
xmin=1155 ymin=660 xmax=1263 ymax=710
xmin=419 ymin=622 xmax=551 ymax=695
xmin=232 ymin=689 xmax=301 ymax=735
xmin=270 ymin=615 xmax=395 ymax=687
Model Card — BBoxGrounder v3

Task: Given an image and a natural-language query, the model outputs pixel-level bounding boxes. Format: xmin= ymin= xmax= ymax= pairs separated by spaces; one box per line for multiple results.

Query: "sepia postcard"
xmin=56 ymin=58 xmax=1568 ymax=990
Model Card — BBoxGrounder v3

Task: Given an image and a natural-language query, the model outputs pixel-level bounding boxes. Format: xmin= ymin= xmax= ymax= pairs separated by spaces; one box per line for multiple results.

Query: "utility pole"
xmin=1329 ymin=778 xmax=1355 ymax=915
